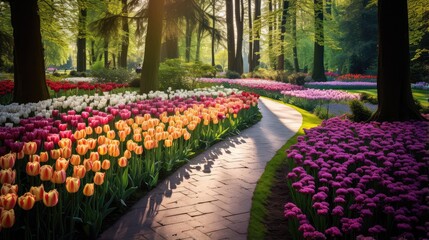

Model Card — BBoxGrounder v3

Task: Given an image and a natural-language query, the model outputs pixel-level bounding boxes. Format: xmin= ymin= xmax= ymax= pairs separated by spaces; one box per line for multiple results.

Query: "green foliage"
xmin=225 ymin=70 xmax=241 ymax=79
xmin=69 ymin=70 xmax=87 ymax=77
xmin=348 ymin=100 xmax=373 ymax=122
xmin=91 ymin=68 xmax=133 ymax=83
xmin=410 ymin=61 xmax=429 ymax=83
xmin=159 ymin=59 xmax=216 ymax=90
xmin=360 ymin=92 xmax=378 ymax=104
xmin=287 ymin=72 xmax=307 ymax=86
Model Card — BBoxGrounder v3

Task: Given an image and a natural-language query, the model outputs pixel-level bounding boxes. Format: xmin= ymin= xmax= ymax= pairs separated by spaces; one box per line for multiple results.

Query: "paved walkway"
xmin=98 ymin=97 xmax=303 ymax=240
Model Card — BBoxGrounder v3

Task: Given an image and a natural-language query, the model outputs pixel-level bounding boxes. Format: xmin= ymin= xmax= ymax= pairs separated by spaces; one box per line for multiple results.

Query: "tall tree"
xmin=311 ymin=0 xmax=327 ymax=81
xmin=226 ymin=0 xmax=235 ymax=71
xmin=140 ymin=0 xmax=165 ymax=93
xmin=268 ymin=0 xmax=274 ymax=68
xmin=370 ymin=0 xmax=423 ymax=121
xmin=277 ymin=0 xmax=289 ymax=70
xmin=185 ymin=16 xmax=195 ymax=62
xmin=234 ymin=0 xmax=244 ymax=74
xmin=9 ymin=0 xmax=49 ymax=103
xmin=211 ymin=0 xmax=216 ymax=66
xmin=119 ymin=0 xmax=129 ymax=68
xmin=291 ymin=0 xmax=300 ymax=72
xmin=252 ymin=0 xmax=261 ymax=70
xmin=248 ymin=0 xmax=253 ymax=71
xmin=77 ymin=0 xmax=87 ymax=72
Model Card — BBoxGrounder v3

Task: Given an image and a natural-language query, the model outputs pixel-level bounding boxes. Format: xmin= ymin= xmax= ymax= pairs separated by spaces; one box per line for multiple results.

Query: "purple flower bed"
xmin=281 ymin=89 xmax=360 ymax=101
xmin=198 ymin=78 xmax=304 ymax=92
xmin=305 ymin=81 xmax=377 ymax=90
xmin=284 ymin=118 xmax=429 ymax=239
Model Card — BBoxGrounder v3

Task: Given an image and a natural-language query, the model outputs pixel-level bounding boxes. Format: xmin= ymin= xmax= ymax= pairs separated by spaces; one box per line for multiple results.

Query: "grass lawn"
xmin=248 ymin=97 xmax=322 ymax=239
xmin=346 ymin=88 xmax=429 ymax=107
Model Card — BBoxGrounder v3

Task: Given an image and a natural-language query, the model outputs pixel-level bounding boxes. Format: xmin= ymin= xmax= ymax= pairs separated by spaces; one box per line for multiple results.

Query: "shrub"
xmin=215 ymin=64 xmax=223 ymax=72
xmin=91 ymin=68 xmax=133 ymax=83
xmin=288 ymin=72 xmax=307 ymax=86
xmin=348 ymin=99 xmax=373 ymax=122
xmin=226 ymin=70 xmax=241 ymax=79
xmin=129 ymin=78 xmax=140 ymax=88
xmin=360 ymin=92 xmax=378 ymax=104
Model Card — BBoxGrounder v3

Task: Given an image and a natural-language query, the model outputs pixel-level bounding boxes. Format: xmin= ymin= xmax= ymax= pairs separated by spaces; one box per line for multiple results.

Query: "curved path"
xmin=99 ymin=98 xmax=303 ymax=240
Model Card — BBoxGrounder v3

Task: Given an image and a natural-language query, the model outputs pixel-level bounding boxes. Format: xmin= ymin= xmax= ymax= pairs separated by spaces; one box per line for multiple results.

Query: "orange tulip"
xmin=26 ymin=161 xmax=41 ymax=176
xmin=144 ymin=140 xmax=154 ymax=150
xmin=51 ymin=170 xmax=66 ymax=184
xmin=0 ymin=153 xmax=16 ymax=169
xmin=106 ymin=130 xmax=116 ymax=140
xmin=87 ymin=139 xmax=97 ymax=150
xmin=94 ymin=172 xmax=105 ymax=185
xmin=31 ymin=154 xmax=40 ymax=162
xmin=43 ymin=189 xmax=59 ymax=207
xmin=83 ymin=159 xmax=93 ymax=172
xmin=143 ymin=113 xmax=151 ymax=121
xmin=50 ymin=149 xmax=62 ymax=160
xmin=0 ymin=168 xmax=16 ymax=184
xmin=1 ymin=184 xmax=18 ymax=195
xmin=58 ymin=138 xmax=72 ymax=148
xmin=183 ymin=132 xmax=191 ymax=141
xmin=103 ymin=124 xmax=110 ymax=133
xmin=124 ymin=126 xmax=131 ymax=136
xmin=73 ymin=165 xmax=86 ymax=179
xmin=40 ymin=165 xmax=54 ymax=181
xmin=108 ymin=144 xmax=120 ymax=157
xmin=73 ymin=129 xmax=86 ymax=140
xmin=61 ymin=147 xmax=72 ymax=158
xmin=187 ymin=123 xmax=196 ymax=131
xmin=18 ymin=192 xmax=36 ymax=210
xmin=91 ymin=160 xmax=101 ymax=172
xmin=70 ymin=154 xmax=81 ymax=166
xmin=55 ymin=158 xmax=69 ymax=171
xmin=89 ymin=152 xmax=99 ymax=161
xmin=118 ymin=130 xmax=127 ymax=142
xmin=23 ymin=141 xmax=37 ymax=155
xmin=155 ymin=132 xmax=163 ymax=141
xmin=164 ymin=139 xmax=172 ymax=147
xmin=101 ymin=159 xmax=111 ymax=170
xmin=126 ymin=140 xmax=136 ymax=151
xmin=65 ymin=177 xmax=80 ymax=193
xmin=39 ymin=151 xmax=49 ymax=162
xmin=133 ymin=133 xmax=142 ymax=142
xmin=85 ymin=126 xmax=93 ymax=135
xmin=30 ymin=184 xmax=44 ymax=201
xmin=17 ymin=149 xmax=24 ymax=159
xmin=118 ymin=157 xmax=128 ymax=168
xmin=0 ymin=209 xmax=15 ymax=228
xmin=124 ymin=150 xmax=132 ymax=159
xmin=98 ymin=144 xmax=108 ymax=155
xmin=83 ymin=183 xmax=94 ymax=197
xmin=126 ymin=118 xmax=134 ymax=126
xmin=134 ymin=145 xmax=143 ymax=155
xmin=94 ymin=126 xmax=103 ymax=134
xmin=76 ymin=144 xmax=89 ymax=156
xmin=147 ymin=128 xmax=155 ymax=136
xmin=0 ymin=193 xmax=17 ymax=210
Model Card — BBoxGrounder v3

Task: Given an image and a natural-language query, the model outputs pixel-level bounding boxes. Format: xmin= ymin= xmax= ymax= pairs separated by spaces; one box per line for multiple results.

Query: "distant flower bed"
xmin=281 ymin=89 xmax=360 ymax=101
xmin=336 ymin=73 xmax=377 ymax=81
xmin=305 ymin=81 xmax=377 ymax=89
xmin=411 ymin=82 xmax=429 ymax=90
xmin=284 ymin=118 xmax=429 ymax=239
xmin=198 ymin=78 xmax=304 ymax=92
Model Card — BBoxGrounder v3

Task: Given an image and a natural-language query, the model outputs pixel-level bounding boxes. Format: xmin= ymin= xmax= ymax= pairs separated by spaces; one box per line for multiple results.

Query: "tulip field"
xmin=0 ymin=84 xmax=260 ymax=239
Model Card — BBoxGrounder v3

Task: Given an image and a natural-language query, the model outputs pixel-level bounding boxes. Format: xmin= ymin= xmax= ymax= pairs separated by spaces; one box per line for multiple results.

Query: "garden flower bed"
xmin=198 ymin=78 xmax=304 ymax=92
xmin=305 ymin=81 xmax=377 ymax=90
xmin=284 ymin=117 xmax=429 ymax=239
xmin=0 ymin=87 xmax=260 ymax=239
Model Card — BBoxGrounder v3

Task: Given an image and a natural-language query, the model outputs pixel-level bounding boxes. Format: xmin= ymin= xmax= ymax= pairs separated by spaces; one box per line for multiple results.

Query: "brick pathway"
xmin=98 ymin=97 xmax=303 ymax=240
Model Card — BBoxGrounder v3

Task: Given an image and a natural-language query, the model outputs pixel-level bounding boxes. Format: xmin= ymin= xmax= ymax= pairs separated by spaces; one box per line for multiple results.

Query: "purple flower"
xmin=325 ymin=227 xmax=342 ymax=237
xmin=368 ymin=225 xmax=386 ymax=234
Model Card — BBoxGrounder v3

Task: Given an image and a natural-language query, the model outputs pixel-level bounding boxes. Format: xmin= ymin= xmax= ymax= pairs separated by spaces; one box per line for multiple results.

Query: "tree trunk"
xmin=141 ymin=0 xmax=165 ymax=93
xmin=292 ymin=2 xmax=300 ymax=72
xmin=77 ymin=6 xmax=87 ymax=72
xmin=234 ymin=0 xmax=244 ymax=74
xmin=196 ymin=24 xmax=203 ymax=62
xmin=211 ymin=1 xmax=216 ymax=66
xmin=104 ymin=39 xmax=109 ymax=68
xmin=268 ymin=0 xmax=275 ymax=68
xmin=277 ymin=0 xmax=288 ymax=71
xmin=165 ymin=35 xmax=179 ymax=59
xmin=311 ymin=0 xmax=327 ymax=81
xmin=370 ymin=0 xmax=423 ymax=121
xmin=226 ymin=0 xmax=235 ymax=72
xmin=248 ymin=0 xmax=253 ymax=72
xmin=185 ymin=17 xmax=194 ymax=62
xmin=91 ymin=40 xmax=96 ymax=65
xmin=112 ymin=53 xmax=116 ymax=69
xmin=119 ymin=0 xmax=129 ymax=68
xmin=253 ymin=0 xmax=261 ymax=69
xmin=10 ymin=0 xmax=49 ymax=103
